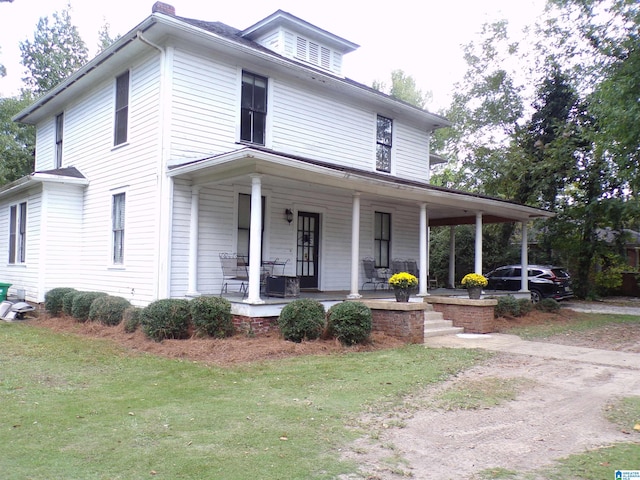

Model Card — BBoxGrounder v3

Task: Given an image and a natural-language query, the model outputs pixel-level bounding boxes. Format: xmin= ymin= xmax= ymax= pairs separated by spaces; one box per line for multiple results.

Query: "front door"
xmin=296 ymin=212 xmax=320 ymax=289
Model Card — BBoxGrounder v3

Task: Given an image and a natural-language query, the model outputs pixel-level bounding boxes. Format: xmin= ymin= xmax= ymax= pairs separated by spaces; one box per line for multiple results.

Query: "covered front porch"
xmin=167 ymin=146 xmax=553 ymax=306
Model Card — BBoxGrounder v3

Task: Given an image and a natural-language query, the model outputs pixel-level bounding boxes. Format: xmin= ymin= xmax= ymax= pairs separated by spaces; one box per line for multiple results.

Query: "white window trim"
xmin=109 ymin=188 xmax=127 ymax=268
xmin=8 ymin=201 xmax=27 ymax=265
xmin=236 ymin=68 xmax=272 ymax=148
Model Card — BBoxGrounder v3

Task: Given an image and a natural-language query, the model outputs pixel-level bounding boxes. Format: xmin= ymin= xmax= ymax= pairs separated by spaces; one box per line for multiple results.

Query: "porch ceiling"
xmin=168 ymin=147 xmax=554 ymax=225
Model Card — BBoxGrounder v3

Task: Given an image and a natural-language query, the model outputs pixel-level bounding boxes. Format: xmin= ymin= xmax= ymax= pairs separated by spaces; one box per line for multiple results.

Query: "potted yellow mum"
xmin=461 ymin=273 xmax=488 ymax=299
xmin=388 ymin=272 xmax=418 ymax=302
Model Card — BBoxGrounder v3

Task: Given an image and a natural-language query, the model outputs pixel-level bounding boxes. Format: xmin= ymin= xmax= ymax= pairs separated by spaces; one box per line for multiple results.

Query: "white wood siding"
xmin=169 ymin=179 xmax=424 ymax=297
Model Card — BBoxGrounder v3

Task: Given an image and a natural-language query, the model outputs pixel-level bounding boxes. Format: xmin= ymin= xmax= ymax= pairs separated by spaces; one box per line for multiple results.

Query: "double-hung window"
xmin=374 ymin=211 xmax=391 ymax=268
xmin=236 ymin=193 xmax=265 ymax=262
xmin=8 ymin=202 xmax=27 ymax=264
xmin=114 ymin=71 xmax=129 ymax=146
xmin=112 ymin=193 xmax=125 ymax=264
xmin=376 ymin=115 xmax=393 ymax=173
xmin=240 ymin=71 xmax=267 ymax=145
xmin=55 ymin=113 xmax=63 ymax=168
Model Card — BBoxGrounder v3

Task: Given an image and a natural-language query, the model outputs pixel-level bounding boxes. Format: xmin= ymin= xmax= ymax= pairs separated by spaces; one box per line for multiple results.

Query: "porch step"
xmin=424 ymin=310 xmax=464 ymax=338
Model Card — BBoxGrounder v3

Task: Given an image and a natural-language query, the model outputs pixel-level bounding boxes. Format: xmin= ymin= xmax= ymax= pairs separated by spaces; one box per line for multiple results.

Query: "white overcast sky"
xmin=0 ymin=0 xmax=545 ymax=110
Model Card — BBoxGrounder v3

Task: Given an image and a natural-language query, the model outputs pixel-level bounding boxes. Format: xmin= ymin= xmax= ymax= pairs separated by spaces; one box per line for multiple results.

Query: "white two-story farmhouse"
xmin=2 ymin=2 xmax=551 ymax=311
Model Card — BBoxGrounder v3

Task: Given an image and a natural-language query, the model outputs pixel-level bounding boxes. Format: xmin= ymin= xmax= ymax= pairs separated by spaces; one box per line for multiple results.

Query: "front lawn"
xmin=0 ymin=322 xmax=486 ymax=479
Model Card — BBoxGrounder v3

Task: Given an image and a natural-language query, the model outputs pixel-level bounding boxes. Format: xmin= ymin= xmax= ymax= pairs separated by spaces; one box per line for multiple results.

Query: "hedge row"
xmin=44 ymin=289 xmax=373 ymax=345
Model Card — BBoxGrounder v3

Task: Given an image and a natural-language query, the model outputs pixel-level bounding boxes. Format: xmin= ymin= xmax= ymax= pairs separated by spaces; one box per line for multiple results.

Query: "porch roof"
xmin=168 ymin=146 xmax=554 ymax=226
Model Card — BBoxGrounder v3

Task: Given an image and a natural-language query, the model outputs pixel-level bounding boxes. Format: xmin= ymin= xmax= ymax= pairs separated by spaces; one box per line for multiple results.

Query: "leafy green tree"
xmin=97 ymin=21 xmax=121 ymax=53
xmin=19 ymin=7 xmax=88 ymax=95
xmin=0 ymin=94 xmax=35 ymax=184
xmin=373 ymin=69 xmax=432 ymax=109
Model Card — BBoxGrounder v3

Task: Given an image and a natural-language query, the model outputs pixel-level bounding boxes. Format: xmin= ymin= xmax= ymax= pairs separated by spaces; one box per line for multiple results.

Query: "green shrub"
xmin=190 ymin=296 xmax=234 ymax=338
xmin=327 ymin=301 xmax=372 ymax=345
xmin=517 ymin=298 xmax=534 ymax=316
xmin=71 ymin=292 xmax=108 ymax=322
xmin=88 ymin=295 xmax=131 ymax=326
xmin=141 ymin=299 xmax=191 ymax=342
xmin=494 ymin=295 xmax=520 ymax=318
xmin=123 ymin=307 xmax=142 ymax=333
xmin=278 ymin=299 xmax=325 ymax=343
xmin=62 ymin=289 xmax=80 ymax=316
xmin=536 ymin=298 xmax=560 ymax=313
xmin=44 ymin=287 xmax=77 ymax=316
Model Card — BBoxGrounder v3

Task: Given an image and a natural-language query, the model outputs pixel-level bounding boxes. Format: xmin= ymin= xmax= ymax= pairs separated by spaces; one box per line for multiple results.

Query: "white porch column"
xmin=520 ymin=221 xmax=529 ymax=292
xmin=245 ymin=175 xmax=265 ymax=304
xmin=475 ymin=212 xmax=483 ymax=275
xmin=448 ymin=225 xmax=456 ymax=288
xmin=418 ymin=203 xmax=428 ymax=296
xmin=348 ymin=193 xmax=362 ymax=299
xmin=186 ymin=186 xmax=201 ymax=296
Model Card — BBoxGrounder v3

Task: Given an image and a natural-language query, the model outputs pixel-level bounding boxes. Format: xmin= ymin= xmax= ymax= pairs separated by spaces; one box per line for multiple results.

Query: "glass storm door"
xmin=296 ymin=212 xmax=320 ymax=289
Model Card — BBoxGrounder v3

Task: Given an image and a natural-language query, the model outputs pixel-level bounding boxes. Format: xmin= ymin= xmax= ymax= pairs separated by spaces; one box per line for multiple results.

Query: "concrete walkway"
xmin=424 ymin=333 xmax=640 ymax=370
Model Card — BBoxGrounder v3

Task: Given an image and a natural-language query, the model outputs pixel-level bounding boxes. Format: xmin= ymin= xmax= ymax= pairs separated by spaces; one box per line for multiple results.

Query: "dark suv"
xmin=485 ymin=265 xmax=573 ymax=303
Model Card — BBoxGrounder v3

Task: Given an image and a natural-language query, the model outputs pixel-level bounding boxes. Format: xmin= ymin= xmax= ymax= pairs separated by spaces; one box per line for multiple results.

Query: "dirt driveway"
xmin=342 ymin=314 xmax=640 ymax=479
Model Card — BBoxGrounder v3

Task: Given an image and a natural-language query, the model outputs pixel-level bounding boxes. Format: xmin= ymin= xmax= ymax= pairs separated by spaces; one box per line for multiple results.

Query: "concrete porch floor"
xmin=220 ymin=288 xmax=530 ymax=318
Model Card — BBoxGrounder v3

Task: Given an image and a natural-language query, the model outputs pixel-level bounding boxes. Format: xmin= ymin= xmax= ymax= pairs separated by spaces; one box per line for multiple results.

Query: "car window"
xmin=510 ymin=268 xmax=521 ymax=277
xmin=552 ymin=268 xmax=569 ymax=278
xmin=529 ymin=269 xmax=543 ymax=276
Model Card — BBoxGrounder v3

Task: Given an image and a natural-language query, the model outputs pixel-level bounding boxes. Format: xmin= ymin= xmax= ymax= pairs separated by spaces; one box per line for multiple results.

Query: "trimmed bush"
xmin=327 ymin=301 xmax=372 ymax=345
xmin=123 ymin=307 xmax=142 ymax=333
xmin=278 ymin=299 xmax=325 ymax=343
xmin=141 ymin=299 xmax=191 ymax=342
xmin=190 ymin=296 xmax=234 ymax=338
xmin=494 ymin=295 xmax=520 ymax=318
xmin=536 ymin=298 xmax=560 ymax=313
xmin=517 ymin=298 xmax=534 ymax=316
xmin=44 ymin=287 xmax=77 ymax=316
xmin=88 ymin=295 xmax=131 ymax=326
xmin=71 ymin=292 xmax=108 ymax=322
xmin=62 ymin=289 xmax=80 ymax=316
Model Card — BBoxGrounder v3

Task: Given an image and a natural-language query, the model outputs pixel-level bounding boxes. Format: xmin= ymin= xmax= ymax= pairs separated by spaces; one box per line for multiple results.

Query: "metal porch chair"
xmin=362 ymin=257 xmax=388 ymax=291
xmin=219 ymin=253 xmax=249 ymax=296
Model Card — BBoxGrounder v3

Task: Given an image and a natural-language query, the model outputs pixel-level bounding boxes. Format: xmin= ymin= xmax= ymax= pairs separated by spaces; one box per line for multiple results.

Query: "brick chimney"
xmin=152 ymin=2 xmax=176 ymax=15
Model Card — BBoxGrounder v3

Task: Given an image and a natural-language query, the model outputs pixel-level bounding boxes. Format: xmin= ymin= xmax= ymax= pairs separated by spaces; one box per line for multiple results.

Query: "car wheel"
xmin=530 ymin=290 xmax=542 ymax=304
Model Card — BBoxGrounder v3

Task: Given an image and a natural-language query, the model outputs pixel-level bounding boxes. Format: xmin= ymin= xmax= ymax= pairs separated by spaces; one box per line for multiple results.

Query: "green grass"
xmin=0 ymin=322 xmax=488 ymax=480
xmin=605 ymin=396 xmax=640 ymax=433
xmin=503 ymin=312 xmax=640 ymax=340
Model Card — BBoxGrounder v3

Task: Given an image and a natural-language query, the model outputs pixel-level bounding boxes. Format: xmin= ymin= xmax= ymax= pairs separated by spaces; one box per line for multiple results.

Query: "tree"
xmin=19 ymin=6 xmax=88 ymax=95
xmin=372 ymin=69 xmax=432 ymax=109
xmin=0 ymin=94 xmax=35 ymax=185
xmin=97 ymin=21 xmax=121 ymax=53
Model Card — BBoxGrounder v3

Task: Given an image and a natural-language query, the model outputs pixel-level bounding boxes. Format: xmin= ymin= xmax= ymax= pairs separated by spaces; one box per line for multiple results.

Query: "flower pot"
xmin=394 ymin=288 xmax=411 ymax=302
xmin=467 ymin=286 xmax=482 ymax=299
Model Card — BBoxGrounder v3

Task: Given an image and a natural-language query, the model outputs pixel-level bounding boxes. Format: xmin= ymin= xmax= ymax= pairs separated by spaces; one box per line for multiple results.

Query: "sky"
xmin=0 ymin=0 xmax=545 ymax=110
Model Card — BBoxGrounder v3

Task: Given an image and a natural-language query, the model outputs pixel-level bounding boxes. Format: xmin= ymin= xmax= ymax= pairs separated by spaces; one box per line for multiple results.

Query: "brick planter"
xmin=424 ymin=296 xmax=497 ymax=334
xmin=355 ymin=300 xmax=431 ymax=344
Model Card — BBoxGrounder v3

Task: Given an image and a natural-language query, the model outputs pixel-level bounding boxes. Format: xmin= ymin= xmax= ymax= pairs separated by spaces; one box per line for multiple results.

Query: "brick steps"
xmin=424 ymin=308 xmax=463 ymax=338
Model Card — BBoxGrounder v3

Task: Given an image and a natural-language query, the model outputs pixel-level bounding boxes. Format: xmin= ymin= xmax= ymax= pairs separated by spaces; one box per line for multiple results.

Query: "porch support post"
xmin=245 ymin=175 xmax=265 ymax=304
xmin=348 ymin=192 xmax=362 ymax=299
xmin=475 ymin=212 xmax=483 ymax=275
xmin=448 ymin=225 xmax=456 ymax=288
xmin=418 ymin=203 xmax=428 ymax=296
xmin=520 ymin=221 xmax=529 ymax=292
xmin=186 ymin=186 xmax=200 ymax=296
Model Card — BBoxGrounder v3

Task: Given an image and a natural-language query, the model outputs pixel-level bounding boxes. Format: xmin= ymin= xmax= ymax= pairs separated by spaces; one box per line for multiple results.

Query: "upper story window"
xmin=374 ymin=211 xmax=391 ymax=268
xmin=376 ymin=115 xmax=393 ymax=173
xmin=240 ymin=71 xmax=267 ymax=145
xmin=114 ymin=71 xmax=130 ymax=146
xmin=55 ymin=113 xmax=63 ymax=168
xmin=112 ymin=193 xmax=125 ymax=264
xmin=8 ymin=202 xmax=27 ymax=264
